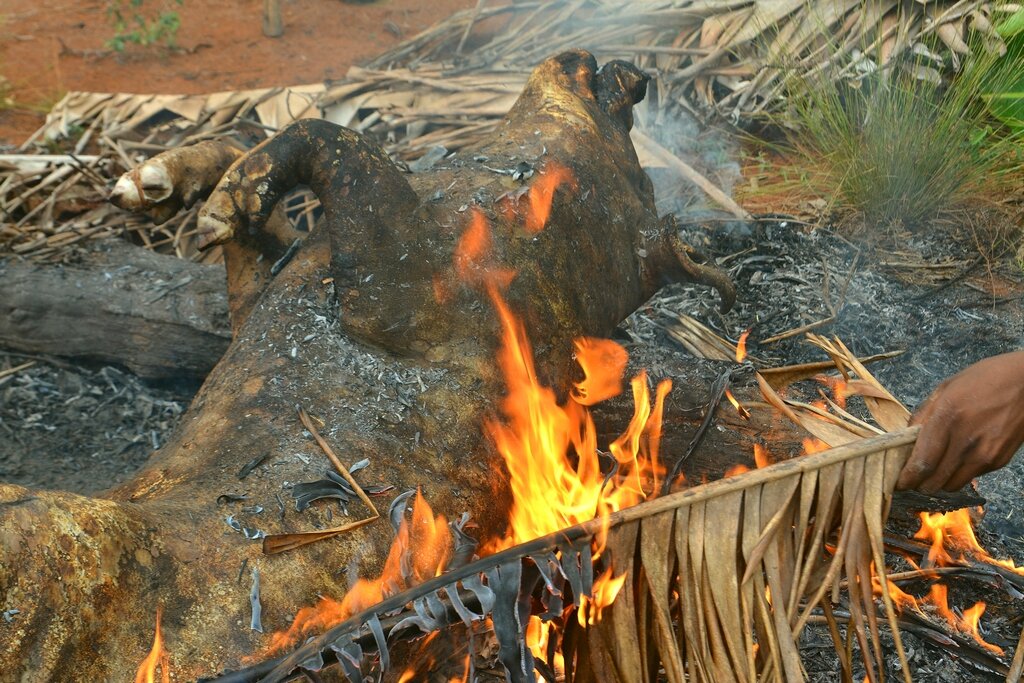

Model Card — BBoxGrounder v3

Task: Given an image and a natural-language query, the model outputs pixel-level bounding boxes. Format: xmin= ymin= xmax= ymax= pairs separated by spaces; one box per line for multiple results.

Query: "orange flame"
xmin=915 ymin=508 xmax=1023 ymax=574
xmin=815 ymin=375 xmax=851 ymax=410
xmin=724 ymin=389 xmax=751 ymax=420
xmin=753 ymin=443 xmax=770 ymax=469
xmin=454 ymin=208 xmax=516 ymax=291
xmin=135 ymin=607 xmax=170 ymax=683
xmin=735 ymin=330 xmax=750 ymax=363
xmin=571 ymin=337 xmax=628 ymax=406
xmin=483 ymin=286 xmax=669 ymax=557
xmin=523 ymin=162 xmax=577 ymax=234
xmin=801 ymin=437 xmax=829 ymax=454
xmin=578 ymin=567 xmax=627 ymax=626
xmin=265 ymin=490 xmax=451 ymax=655
xmin=724 ymin=464 xmax=751 ymax=478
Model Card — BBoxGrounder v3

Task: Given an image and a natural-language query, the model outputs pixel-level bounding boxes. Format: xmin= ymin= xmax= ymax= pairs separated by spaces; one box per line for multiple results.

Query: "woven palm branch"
xmin=224 ymin=428 xmax=918 ymax=683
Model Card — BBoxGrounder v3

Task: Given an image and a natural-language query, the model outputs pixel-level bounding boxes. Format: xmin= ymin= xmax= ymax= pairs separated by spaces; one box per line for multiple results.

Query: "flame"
xmin=735 ymin=330 xmax=750 ymax=363
xmin=482 ymin=286 xmax=668 ymax=558
xmin=724 ymin=389 xmax=751 ymax=420
xmin=265 ymin=490 xmax=451 ymax=655
xmin=454 ymin=208 xmax=516 ymax=290
xmin=801 ymin=437 xmax=830 ymax=454
xmin=915 ymin=508 xmax=1022 ymax=574
xmin=961 ymin=602 xmax=1004 ymax=656
xmin=724 ymin=464 xmax=751 ymax=478
xmin=523 ymin=161 xmax=577 ymax=234
xmin=753 ymin=443 xmax=770 ymax=469
xmin=872 ymin=555 xmax=1006 ymax=655
xmin=578 ymin=567 xmax=627 ymax=626
xmin=815 ymin=375 xmax=851 ymax=410
xmin=135 ymin=607 xmax=170 ymax=683
xmin=571 ymin=337 xmax=628 ymax=406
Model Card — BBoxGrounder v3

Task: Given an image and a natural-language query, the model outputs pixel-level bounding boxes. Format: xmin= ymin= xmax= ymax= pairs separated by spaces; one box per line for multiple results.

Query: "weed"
xmin=777 ymin=12 xmax=1024 ymax=231
xmin=106 ymin=0 xmax=184 ymax=53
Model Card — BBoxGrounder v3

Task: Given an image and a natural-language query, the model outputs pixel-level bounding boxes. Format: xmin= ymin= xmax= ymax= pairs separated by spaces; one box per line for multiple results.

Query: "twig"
xmin=0 ymin=361 xmax=36 ymax=382
xmin=260 ymin=407 xmax=380 ymax=554
xmin=760 ymin=316 xmax=836 ymax=345
xmin=1007 ymin=624 xmax=1024 ymax=683
xmin=631 ymin=130 xmax=751 ymax=220
xmin=662 ymin=366 xmax=734 ymax=495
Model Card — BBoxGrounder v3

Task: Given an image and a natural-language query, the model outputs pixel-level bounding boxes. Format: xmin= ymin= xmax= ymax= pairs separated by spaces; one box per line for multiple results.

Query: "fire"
xmin=815 ymin=374 xmax=851 ymax=409
xmin=753 ymin=443 xmax=770 ymax=469
xmin=735 ymin=330 xmax=750 ymax=363
xmin=724 ymin=389 xmax=750 ymax=420
xmin=571 ymin=337 xmax=629 ymax=406
xmin=522 ymin=161 xmax=577 ymax=234
xmin=265 ymin=490 xmax=451 ymax=655
xmin=483 ymin=287 xmax=669 ymax=556
xmin=724 ymin=464 xmax=751 ymax=478
xmin=577 ymin=567 xmax=627 ymax=626
xmin=915 ymin=508 xmax=1022 ymax=574
xmin=135 ymin=607 xmax=170 ymax=683
xmin=801 ymin=437 xmax=829 ymax=454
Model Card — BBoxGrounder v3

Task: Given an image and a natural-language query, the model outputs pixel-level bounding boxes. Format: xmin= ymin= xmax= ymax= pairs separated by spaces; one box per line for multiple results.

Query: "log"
xmin=0 ymin=240 xmax=231 ymax=380
xmin=0 ymin=51 xmax=750 ymax=680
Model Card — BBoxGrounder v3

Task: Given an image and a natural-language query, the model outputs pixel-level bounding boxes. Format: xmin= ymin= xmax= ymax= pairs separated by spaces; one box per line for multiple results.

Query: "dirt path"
xmin=0 ymin=0 xmax=473 ymax=144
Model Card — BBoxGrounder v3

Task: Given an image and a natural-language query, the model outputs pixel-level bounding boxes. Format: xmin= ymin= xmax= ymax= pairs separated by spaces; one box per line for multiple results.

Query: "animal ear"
xmin=595 ymin=60 xmax=650 ymax=131
xmin=540 ymin=49 xmax=600 ymax=101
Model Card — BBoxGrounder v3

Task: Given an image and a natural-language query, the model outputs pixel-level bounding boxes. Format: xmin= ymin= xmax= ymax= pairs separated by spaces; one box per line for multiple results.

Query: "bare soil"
xmin=0 ymin=0 xmax=474 ymax=145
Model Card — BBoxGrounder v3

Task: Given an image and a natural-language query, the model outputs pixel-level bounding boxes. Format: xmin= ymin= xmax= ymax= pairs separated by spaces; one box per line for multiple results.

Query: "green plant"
xmin=105 ymin=0 xmax=184 ymax=52
xmin=778 ymin=20 xmax=1024 ymax=230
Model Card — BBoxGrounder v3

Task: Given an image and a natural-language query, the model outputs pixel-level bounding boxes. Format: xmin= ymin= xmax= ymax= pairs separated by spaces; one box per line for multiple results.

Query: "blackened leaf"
xmin=463 ymin=573 xmax=495 ymax=615
xmin=530 ymin=552 xmax=562 ymax=597
xmin=296 ymin=644 xmax=325 ymax=673
xmin=349 ymin=458 xmax=370 ymax=474
xmin=448 ymin=513 xmax=478 ymax=571
xmin=249 ymin=567 xmax=263 ymax=633
xmin=444 ymin=583 xmax=480 ymax=627
xmin=324 ymin=470 xmax=358 ymax=496
xmin=559 ymin=545 xmax=584 ymax=607
xmin=216 ymin=493 xmax=249 ymax=505
xmin=292 ymin=480 xmax=352 ymax=512
xmin=389 ymin=489 xmax=416 ymax=532
xmin=327 ymin=634 xmax=363 ymax=681
xmin=237 ymin=453 xmax=268 ymax=479
xmin=366 ymin=613 xmax=389 ymax=672
xmin=487 ymin=561 xmax=533 ymax=683
xmin=425 ymin=591 xmax=448 ymax=624
xmin=225 ymin=515 xmax=242 ymax=532
xmin=579 ymin=544 xmax=594 ymax=597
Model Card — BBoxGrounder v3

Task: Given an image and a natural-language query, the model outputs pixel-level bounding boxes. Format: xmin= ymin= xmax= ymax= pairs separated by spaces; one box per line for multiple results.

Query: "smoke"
xmin=631 ymin=85 xmax=742 ymax=221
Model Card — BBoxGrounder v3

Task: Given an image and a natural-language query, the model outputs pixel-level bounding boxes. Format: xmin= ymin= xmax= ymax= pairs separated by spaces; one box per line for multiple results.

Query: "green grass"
xmin=778 ymin=24 xmax=1024 ymax=231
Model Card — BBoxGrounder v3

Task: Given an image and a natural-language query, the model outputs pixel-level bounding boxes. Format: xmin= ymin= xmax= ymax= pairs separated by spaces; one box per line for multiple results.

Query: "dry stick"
xmin=0 ymin=361 xmax=36 ymax=382
xmin=260 ymin=407 xmax=380 ymax=555
xmin=631 ymin=130 xmax=751 ymax=220
xmin=1007 ymin=625 xmax=1024 ymax=683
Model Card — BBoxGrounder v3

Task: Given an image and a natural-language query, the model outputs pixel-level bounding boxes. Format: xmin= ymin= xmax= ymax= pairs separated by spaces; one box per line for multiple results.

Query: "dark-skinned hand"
xmin=897 ymin=350 xmax=1024 ymax=492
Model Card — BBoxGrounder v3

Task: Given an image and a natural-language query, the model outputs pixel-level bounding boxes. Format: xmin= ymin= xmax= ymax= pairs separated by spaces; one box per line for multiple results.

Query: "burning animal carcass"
xmin=1 ymin=50 xmax=738 ymax=679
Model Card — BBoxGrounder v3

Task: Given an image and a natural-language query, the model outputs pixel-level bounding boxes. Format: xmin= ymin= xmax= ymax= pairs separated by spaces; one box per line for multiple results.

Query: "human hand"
xmin=896 ymin=351 xmax=1024 ymax=492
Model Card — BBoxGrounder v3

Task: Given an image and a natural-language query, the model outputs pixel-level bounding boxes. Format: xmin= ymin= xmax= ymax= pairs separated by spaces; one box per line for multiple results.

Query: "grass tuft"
xmin=778 ymin=23 xmax=1024 ymax=231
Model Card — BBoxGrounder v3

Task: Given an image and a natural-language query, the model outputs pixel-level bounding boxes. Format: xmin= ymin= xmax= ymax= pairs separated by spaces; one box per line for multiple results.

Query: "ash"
xmin=0 ymin=355 xmax=189 ymax=495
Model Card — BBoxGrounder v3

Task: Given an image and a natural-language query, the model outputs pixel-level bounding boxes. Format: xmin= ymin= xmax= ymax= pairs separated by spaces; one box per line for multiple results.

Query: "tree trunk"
xmin=0 ymin=240 xmax=230 ymax=380
xmin=0 ymin=51 xmax=756 ymax=680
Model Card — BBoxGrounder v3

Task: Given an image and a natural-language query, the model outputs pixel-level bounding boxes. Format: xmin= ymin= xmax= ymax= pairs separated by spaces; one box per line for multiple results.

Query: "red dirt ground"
xmin=0 ymin=0 xmax=474 ymax=145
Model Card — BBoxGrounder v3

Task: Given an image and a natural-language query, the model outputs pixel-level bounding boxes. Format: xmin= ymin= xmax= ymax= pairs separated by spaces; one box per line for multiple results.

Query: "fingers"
xmin=897 ymin=398 xmax=948 ymax=490
xmin=918 ymin=432 xmax=977 ymax=493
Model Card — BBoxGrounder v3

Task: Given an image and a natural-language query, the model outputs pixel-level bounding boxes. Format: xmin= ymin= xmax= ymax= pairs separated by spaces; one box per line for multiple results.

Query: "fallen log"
xmin=0 ymin=239 xmax=231 ymax=380
xmin=0 ymin=51 xmax=780 ymax=680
